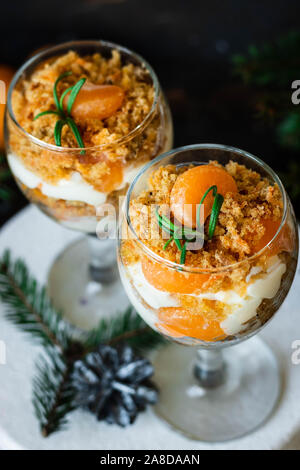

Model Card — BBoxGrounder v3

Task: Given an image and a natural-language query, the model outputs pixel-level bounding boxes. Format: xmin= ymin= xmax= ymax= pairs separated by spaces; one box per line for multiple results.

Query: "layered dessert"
xmin=7 ymin=48 xmax=172 ymax=232
xmin=119 ymin=161 xmax=296 ymax=344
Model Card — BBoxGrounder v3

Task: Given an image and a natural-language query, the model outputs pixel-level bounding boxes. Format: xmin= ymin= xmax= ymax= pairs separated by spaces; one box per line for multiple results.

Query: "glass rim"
xmin=7 ymin=39 xmax=160 ymax=152
xmin=124 ymin=143 xmax=288 ymax=274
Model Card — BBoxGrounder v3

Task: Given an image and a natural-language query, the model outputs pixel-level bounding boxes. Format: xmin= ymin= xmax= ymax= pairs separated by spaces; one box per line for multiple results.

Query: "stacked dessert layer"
xmin=120 ymin=161 xmax=294 ymax=343
xmin=8 ymin=49 xmax=172 ymax=232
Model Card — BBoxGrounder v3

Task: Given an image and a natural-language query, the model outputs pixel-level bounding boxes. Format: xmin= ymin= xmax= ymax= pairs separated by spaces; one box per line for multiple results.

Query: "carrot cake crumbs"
xmin=126 ymin=161 xmax=284 ymax=270
xmin=9 ymin=50 xmax=162 ymax=187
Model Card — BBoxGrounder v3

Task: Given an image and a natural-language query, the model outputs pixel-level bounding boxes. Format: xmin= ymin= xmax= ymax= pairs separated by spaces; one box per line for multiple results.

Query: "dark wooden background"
xmin=1 ymin=0 xmax=300 ymax=224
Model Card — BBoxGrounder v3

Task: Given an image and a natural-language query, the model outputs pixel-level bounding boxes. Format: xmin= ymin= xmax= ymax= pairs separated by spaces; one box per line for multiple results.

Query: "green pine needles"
xmin=0 ymin=249 xmax=165 ymax=437
xmin=33 ymin=347 xmax=76 ymax=437
xmin=0 ymin=154 xmax=14 ymax=201
xmin=0 ymin=250 xmax=72 ymax=349
xmin=232 ymin=31 xmax=300 ymax=88
xmin=232 ymin=31 xmax=300 ymax=150
xmin=232 ymin=30 xmax=300 ymax=212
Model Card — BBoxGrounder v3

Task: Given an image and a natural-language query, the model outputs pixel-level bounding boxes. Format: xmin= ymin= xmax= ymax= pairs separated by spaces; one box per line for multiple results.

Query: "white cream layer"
xmin=125 ymin=257 xmax=286 ymax=336
xmin=8 ymin=153 xmax=144 ymax=207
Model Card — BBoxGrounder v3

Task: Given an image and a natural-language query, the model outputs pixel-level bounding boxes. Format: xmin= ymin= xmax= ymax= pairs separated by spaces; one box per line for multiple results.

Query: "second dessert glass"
xmin=5 ymin=40 xmax=173 ymax=329
xmin=118 ymin=144 xmax=298 ymax=441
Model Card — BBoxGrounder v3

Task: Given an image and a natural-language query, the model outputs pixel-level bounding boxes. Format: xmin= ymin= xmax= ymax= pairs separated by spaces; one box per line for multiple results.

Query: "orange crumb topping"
xmin=120 ymin=161 xmax=295 ymax=343
xmin=123 ymin=161 xmax=291 ymax=295
xmin=9 ymin=50 xmax=161 ymax=189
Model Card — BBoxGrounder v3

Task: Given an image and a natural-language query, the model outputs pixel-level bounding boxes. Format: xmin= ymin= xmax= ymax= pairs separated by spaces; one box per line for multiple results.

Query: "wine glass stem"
xmin=87 ymin=235 xmax=117 ymax=284
xmin=194 ymin=349 xmax=225 ymax=388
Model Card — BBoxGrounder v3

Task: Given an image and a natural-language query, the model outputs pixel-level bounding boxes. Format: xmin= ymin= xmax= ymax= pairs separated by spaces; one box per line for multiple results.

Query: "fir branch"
xmin=232 ymin=31 xmax=300 ymax=151
xmin=83 ymin=306 xmax=166 ymax=353
xmin=0 ymin=153 xmax=14 ymax=201
xmin=232 ymin=31 xmax=300 ymax=87
xmin=0 ymin=168 xmax=11 ymax=182
xmin=277 ymin=112 xmax=300 ymax=149
xmin=0 ymin=187 xmax=13 ymax=201
xmin=0 ymin=250 xmax=72 ymax=349
xmin=279 ymin=160 xmax=300 ymax=200
xmin=0 ymin=250 xmax=167 ymax=437
xmin=33 ymin=347 xmax=75 ymax=437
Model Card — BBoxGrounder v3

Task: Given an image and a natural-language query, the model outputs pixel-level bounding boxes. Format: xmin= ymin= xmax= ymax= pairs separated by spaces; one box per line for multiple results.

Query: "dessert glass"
xmin=5 ymin=40 xmax=173 ymax=330
xmin=118 ymin=144 xmax=298 ymax=441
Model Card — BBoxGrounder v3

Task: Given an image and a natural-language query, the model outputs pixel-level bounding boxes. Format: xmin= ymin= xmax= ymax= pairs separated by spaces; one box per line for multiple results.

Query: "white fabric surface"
xmin=0 ymin=205 xmax=299 ymax=450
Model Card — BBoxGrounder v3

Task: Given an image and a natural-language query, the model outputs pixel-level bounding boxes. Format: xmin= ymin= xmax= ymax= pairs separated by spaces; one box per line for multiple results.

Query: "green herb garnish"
xmin=155 ymin=184 xmax=224 ymax=265
xmin=155 ymin=207 xmax=204 ymax=265
xmin=34 ymin=71 xmax=86 ymax=154
xmin=180 ymin=241 xmax=187 ymax=265
xmin=197 ymin=185 xmax=224 ymax=239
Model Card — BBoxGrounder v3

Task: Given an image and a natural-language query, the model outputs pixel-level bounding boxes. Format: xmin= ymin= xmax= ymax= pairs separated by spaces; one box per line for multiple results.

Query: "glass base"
xmin=47 ymin=238 xmax=130 ymax=330
xmin=153 ymin=337 xmax=280 ymax=442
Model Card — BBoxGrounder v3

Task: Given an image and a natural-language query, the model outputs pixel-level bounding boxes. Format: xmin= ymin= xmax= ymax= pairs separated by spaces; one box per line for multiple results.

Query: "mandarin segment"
xmin=0 ymin=65 xmax=15 ymax=149
xmin=170 ymin=164 xmax=237 ymax=227
xmin=77 ymin=152 xmax=124 ymax=193
xmin=96 ymin=159 xmax=124 ymax=192
xmin=155 ymin=323 xmax=185 ymax=339
xmin=250 ymin=218 xmax=292 ymax=255
xmin=141 ymin=255 xmax=211 ymax=294
xmin=66 ymin=82 xmax=125 ymax=121
xmin=158 ymin=307 xmax=225 ymax=341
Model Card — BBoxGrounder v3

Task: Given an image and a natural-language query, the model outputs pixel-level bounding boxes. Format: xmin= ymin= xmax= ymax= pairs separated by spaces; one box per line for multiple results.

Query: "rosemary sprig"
xmin=67 ymin=78 xmax=86 ymax=115
xmin=54 ymin=120 xmax=66 ymax=147
xmin=208 ymin=192 xmax=224 ymax=239
xmin=34 ymin=72 xmax=86 ymax=155
xmin=163 ymin=236 xmax=174 ymax=250
xmin=53 ymin=71 xmax=72 ymax=109
xmin=180 ymin=242 xmax=187 ymax=265
xmin=197 ymin=185 xmax=224 ymax=239
xmin=155 ymin=184 xmax=224 ymax=264
xmin=155 ymin=207 xmax=204 ymax=265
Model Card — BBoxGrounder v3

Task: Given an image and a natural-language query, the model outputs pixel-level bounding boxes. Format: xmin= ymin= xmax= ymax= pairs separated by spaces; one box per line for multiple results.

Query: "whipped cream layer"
xmin=8 ymin=153 xmax=145 ymax=207
xmin=124 ymin=257 xmax=286 ymax=336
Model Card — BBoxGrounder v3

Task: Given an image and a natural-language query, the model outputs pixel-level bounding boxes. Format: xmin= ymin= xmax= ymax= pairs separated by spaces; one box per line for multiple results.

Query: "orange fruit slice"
xmin=141 ymin=255 xmax=212 ymax=294
xmin=97 ymin=159 xmax=124 ymax=192
xmin=77 ymin=150 xmax=124 ymax=193
xmin=250 ymin=218 xmax=292 ymax=256
xmin=66 ymin=82 xmax=124 ymax=121
xmin=157 ymin=307 xmax=225 ymax=341
xmin=170 ymin=164 xmax=237 ymax=227
xmin=0 ymin=65 xmax=15 ymax=149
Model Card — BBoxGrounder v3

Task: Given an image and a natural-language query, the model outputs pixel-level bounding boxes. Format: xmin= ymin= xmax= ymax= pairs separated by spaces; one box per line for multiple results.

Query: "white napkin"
xmin=0 ymin=205 xmax=299 ymax=450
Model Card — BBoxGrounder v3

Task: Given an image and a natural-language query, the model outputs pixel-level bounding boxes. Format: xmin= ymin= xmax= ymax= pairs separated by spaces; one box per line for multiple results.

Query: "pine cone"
xmin=72 ymin=344 xmax=158 ymax=427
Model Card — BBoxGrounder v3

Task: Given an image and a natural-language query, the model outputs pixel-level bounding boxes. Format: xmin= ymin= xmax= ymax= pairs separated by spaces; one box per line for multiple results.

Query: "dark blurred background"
xmin=1 ymin=0 xmax=300 ymax=224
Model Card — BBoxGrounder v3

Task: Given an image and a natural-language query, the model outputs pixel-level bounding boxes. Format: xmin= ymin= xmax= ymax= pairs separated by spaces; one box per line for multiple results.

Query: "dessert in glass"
xmin=118 ymin=144 xmax=298 ymax=441
xmin=5 ymin=40 xmax=173 ymax=329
